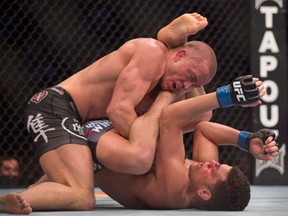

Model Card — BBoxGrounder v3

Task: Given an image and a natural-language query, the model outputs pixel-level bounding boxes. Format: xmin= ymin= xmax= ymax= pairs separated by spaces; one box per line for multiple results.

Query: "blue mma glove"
xmin=237 ymin=129 xmax=278 ymax=152
xmin=216 ymin=75 xmax=259 ymax=108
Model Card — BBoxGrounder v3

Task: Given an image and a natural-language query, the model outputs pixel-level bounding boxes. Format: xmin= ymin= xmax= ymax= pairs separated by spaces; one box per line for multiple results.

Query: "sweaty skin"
xmin=93 ymin=84 xmax=276 ymax=210
xmin=59 ymin=38 xmax=167 ymax=137
xmin=0 ymin=12 xmax=217 ymax=214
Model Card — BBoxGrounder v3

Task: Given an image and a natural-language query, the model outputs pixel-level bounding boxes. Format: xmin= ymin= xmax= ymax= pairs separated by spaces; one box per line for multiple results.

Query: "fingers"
xmin=263 ymin=136 xmax=279 ymax=157
xmin=255 ymin=80 xmax=265 ymax=97
xmin=260 ymin=154 xmax=273 ymax=161
xmin=253 ymin=79 xmax=266 ymax=103
xmin=235 ymin=77 xmax=265 ymax=107
xmin=252 ymin=77 xmax=259 ymax=82
xmin=259 ymin=89 xmax=266 ymax=98
xmin=256 ymin=81 xmax=264 ymax=92
xmin=241 ymin=100 xmax=261 ymax=107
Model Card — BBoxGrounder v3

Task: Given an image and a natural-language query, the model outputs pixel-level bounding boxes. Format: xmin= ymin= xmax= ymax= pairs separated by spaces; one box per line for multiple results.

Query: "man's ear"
xmin=197 ymin=188 xmax=212 ymax=201
xmin=174 ymin=50 xmax=187 ymax=62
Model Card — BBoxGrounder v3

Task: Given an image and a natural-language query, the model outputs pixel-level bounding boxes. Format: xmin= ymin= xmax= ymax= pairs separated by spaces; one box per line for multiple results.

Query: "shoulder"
xmin=121 ymin=38 xmax=168 ymax=56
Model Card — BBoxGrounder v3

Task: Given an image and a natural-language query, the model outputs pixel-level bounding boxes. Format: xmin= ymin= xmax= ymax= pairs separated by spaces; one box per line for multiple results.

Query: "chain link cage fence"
xmin=1 ymin=0 xmax=286 ymax=187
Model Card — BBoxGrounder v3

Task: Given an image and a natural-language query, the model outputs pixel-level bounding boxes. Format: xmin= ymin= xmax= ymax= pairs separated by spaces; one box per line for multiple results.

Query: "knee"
xmin=74 ymin=190 xmax=95 ymax=211
xmin=194 ymin=121 xmax=210 ymax=132
xmin=132 ymin=143 xmax=154 ymax=175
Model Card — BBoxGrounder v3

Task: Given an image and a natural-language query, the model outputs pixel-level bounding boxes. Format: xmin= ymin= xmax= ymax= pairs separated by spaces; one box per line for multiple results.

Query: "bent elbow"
xmin=106 ymin=104 xmax=126 ymax=121
xmin=194 ymin=121 xmax=210 ymax=132
xmin=106 ymin=105 xmax=116 ymax=119
xmin=159 ymin=107 xmax=171 ymax=124
xmin=203 ymin=111 xmax=212 ymax=122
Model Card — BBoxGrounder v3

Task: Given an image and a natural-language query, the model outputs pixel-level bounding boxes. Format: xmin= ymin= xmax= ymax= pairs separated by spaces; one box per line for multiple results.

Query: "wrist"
xmin=237 ymin=131 xmax=250 ymax=152
xmin=216 ymin=85 xmax=234 ymax=108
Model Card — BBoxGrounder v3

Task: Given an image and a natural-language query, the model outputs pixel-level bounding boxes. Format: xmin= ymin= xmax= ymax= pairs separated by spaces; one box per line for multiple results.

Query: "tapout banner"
xmin=250 ymin=0 xmax=287 ymax=184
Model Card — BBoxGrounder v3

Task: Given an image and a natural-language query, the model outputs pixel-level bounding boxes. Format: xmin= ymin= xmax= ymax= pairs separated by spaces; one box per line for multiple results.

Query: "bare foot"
xmin=0 ymin=193 xmax=32 ymax=214
xmin=157 ymin=13 xmax=208 ymax=49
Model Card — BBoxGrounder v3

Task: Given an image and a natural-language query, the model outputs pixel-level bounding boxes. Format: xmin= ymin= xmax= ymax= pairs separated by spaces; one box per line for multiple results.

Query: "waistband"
xmin=49 ymin=86 xmax=73 ymax=101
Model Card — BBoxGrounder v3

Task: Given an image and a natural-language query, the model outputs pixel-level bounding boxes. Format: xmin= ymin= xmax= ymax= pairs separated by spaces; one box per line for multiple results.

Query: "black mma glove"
xmin=216 ymin=75 xmax=259 ymax=108
xmin=237 ymin=129 xmax=278 ymax=152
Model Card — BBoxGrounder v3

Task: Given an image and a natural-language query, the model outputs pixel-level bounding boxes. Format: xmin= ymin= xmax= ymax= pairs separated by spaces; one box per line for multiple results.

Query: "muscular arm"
xmin=106 ymin=40 xmax=165 ymax=138
xmin=192 ymin=121 xmax=279 ymax=162
xmin=97 ymin=91 xmax=176 ymax=174
xmin=192 ymin=122 xmax=240 ymax=162
xmin=146 ymin=93 xmax=221 ymax=201
xmin=181 ymin=86 xmax=212 ymax=133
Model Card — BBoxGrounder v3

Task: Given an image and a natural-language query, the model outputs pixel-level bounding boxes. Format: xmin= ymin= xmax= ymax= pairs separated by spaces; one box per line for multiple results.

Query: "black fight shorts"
xmin=25 ymin=86 xmax=88 ymax=158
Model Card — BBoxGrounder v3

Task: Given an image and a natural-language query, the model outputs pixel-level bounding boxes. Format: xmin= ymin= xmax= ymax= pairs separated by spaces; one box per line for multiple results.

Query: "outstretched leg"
xmin=157 ymin=12 xmax=208 ymax=49
xmin=0 ymin=193 xmax=32 ymax=214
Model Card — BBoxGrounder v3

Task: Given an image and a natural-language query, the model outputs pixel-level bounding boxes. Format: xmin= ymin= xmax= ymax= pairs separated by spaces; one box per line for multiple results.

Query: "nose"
xmin=208 ymin=160 xmax=220 ymax=169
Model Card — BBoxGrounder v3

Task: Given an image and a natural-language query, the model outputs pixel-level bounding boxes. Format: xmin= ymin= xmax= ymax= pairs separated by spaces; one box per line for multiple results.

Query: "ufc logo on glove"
xmin=232 ymin=81 xmax=247 ymax=102
xmin=216 ymin=75 xmax=259 ymax=108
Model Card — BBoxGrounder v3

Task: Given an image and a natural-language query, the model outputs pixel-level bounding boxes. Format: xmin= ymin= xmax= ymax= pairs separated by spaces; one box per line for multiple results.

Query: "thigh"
xmin=96 ymin=129 xmax=137 ymax=172
xmin=39 ymin=144 xmax=95 ymax=189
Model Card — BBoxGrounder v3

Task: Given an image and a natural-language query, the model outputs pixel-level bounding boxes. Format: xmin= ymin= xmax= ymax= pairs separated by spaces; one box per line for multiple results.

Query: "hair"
xmin=183 ymin=41 xmax=217 ymax=80
xmin=198 ymin=166 xmax=251 ymax=211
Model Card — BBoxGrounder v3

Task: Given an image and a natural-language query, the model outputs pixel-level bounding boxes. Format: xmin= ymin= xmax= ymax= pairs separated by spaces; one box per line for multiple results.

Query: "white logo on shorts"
xmin=61 ymin=117 xmax=87 ymax=141
xmin=85 ymin=120 xmax=112 ymax=133
xmin=27 ymin=113 xmax=56 ymax=143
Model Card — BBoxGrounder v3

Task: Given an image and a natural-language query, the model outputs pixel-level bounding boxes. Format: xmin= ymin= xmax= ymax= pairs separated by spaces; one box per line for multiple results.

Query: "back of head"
xmin=199 ymin=166 xmax=251 ymax=211
xmin=183 ymin=41 xmax=217 ymax=81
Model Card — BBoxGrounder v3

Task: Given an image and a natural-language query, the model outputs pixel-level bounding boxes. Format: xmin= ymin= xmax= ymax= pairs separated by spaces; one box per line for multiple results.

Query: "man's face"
xmin=160 ymin=52 xmax=211 ymax=92
xmin=0 ymin=159 xmax=19 ymax=177
xmin=189 ymin=160 xmax=232 ymax=188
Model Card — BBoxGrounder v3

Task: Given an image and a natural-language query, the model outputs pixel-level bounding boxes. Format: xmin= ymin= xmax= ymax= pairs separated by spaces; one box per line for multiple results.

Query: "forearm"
xmin=181 ymin=111 xmax=212 ymax=133
xmin=180 ymin=86 xmax=212 ymax=132
xmin=108 ymin=91 xmax=175 ymax=138
xmin=160 ymin=92 xmax=219 ymax=129
xmin=123 ymin=91 xmax=176 ymax=173
xmin=195 ymin=121 xmax=240 ymax=147
xmin=129 ymin=91 xmax=176 ymax=143
xmin=107 ymin=106 xmax=137 ymax=138
xmin=192 ymin=121 xmax=240 ymax=162
xmin=160 ymin=74 xmax=261 ymax=134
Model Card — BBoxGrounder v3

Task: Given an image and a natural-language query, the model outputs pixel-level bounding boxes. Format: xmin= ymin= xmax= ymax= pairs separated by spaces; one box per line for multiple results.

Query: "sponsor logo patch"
xmin=30 ymin=91 xmax=48 ymax=104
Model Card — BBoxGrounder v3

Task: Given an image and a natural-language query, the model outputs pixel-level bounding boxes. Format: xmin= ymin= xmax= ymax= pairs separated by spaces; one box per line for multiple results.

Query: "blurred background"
xmin=0 ymin=0 xmax=287 ymax=187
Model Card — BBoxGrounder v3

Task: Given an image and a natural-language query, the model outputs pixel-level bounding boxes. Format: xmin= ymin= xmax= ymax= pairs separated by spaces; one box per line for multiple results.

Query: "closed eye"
xmin=173 ymin=82 xmax=177 ymax=90
xmin=189 ymin=72 xmax=196 ymax=82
